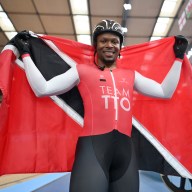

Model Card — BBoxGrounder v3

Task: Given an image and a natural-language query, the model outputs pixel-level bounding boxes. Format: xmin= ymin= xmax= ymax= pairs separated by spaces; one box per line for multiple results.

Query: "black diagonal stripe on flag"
xmin=30 ymin=37 xmax=84 ymax=118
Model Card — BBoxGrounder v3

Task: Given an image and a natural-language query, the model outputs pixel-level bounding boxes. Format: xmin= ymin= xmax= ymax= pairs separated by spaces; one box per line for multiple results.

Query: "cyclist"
xmin=13 ymin=19 xmax=188 ymax=192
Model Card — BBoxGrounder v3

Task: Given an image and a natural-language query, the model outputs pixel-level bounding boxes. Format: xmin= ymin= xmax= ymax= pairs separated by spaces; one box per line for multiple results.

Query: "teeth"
xmin=105 ymin=52 xmax=113 ymax=55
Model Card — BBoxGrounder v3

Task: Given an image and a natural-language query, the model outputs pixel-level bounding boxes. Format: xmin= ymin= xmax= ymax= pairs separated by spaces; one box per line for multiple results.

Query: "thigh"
xmin=109 ymin=141 xmax=139 ymax=192
xmin=69 ymin=136 xmax=108 ymax=192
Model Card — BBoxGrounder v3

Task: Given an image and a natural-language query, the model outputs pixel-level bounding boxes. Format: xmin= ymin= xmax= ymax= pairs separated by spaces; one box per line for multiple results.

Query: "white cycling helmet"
xmin=92 ymin=19 xmax=124 ymax=47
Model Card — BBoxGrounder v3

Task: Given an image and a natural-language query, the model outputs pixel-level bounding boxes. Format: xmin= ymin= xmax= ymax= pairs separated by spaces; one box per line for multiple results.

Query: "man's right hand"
xmin=14 ymin=31 xmax=31 ymax=56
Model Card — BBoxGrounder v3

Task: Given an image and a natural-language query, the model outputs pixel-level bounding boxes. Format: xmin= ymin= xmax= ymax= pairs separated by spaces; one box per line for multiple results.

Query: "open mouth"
xmin=103 ymin=51 xmax=115 ymax=57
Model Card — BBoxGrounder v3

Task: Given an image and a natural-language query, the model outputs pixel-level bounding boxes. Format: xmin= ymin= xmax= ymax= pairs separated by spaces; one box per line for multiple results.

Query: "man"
xmin=13 ymin=19 xmax=188 ymax=192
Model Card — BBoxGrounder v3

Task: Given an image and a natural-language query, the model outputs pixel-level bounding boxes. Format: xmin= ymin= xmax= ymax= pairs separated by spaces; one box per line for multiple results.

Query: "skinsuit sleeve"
xmin=134 ymin=35 xmax=188 ymax=99
xmin=134 ymin=59 xmax=182 ymax=98
xmin=22 ymin=54 xmax=79 ymax=97
xmin=13 ymin=31 xmax=80 ymax=97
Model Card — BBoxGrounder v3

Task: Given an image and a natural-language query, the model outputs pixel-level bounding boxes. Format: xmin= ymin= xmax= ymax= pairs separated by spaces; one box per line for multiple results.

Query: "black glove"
xmin=14 ymin=30 xmax=31 ymax=55
xmin=174 ymin=35 xmax=188 ymax=59
xmin=6 ymin=36 xmax=15 ymax=46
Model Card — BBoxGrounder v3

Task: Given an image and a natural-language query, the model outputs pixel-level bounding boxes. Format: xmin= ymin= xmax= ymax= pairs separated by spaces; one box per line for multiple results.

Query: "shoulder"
xmin=77 ymin=64 xmax=99 ymax=76
xmin=117 ymin=67 xmax=135 ymax=76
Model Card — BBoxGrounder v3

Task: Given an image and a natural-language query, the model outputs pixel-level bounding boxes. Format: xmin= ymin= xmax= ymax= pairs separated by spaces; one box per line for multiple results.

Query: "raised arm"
xmin=14 ymin=31 xmax=79 ymax=97
xmin=134 ymin=36 xmax=188 ymax=98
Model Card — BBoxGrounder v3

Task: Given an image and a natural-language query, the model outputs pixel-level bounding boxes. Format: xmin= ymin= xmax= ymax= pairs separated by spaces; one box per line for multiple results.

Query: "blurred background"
xmin=0 ymin=0 xmax=192 ymax=191
xmin=0 ymin=0 xmax=192 ymax=62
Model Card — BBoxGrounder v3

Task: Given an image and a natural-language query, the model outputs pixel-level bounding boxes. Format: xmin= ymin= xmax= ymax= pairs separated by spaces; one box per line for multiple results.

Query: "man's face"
xmin=96 ymin=33 xmax=121 ymax=67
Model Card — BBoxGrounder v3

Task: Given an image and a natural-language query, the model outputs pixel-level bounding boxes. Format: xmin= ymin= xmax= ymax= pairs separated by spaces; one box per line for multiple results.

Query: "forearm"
xmin=22 ymin=54 xmax=79 ymax=97
xmin=161 ymin=58 xmax=182 ymax=98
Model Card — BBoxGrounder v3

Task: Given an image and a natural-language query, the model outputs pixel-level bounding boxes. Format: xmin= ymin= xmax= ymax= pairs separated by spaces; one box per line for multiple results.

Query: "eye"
xmin=112 ymin=40 xmax=119 ymax=45
xmin=100 ymin=39 xmax=106 ymax=43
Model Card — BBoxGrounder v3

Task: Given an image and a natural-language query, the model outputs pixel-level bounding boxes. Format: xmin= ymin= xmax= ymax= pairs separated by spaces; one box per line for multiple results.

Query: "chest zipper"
xmin=110 ymin=70 xmax=118 ymax=123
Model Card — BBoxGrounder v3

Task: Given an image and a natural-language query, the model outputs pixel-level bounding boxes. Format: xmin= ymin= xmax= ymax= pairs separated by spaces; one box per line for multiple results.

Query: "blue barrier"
xmin=0 ymin=173 xmax=70 ymax=192
xmin=0 ymin=171 xmax=183 ymax=192
xmin=139 ymin=171 xmax=170 ymax=192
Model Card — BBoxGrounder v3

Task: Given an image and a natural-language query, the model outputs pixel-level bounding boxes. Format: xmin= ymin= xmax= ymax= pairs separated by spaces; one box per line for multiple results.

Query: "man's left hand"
xmin=174 ymin=35 xmax=188 ymax=59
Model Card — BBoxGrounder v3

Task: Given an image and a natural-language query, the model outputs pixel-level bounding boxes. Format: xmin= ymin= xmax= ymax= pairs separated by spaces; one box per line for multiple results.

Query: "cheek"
xmin=97 ymin=42 xmax=104 ymax=49
xmin=96 ymin=48 xmax=102 ymax=55
xmin=115 ymin=46 xmax=120 ymax=54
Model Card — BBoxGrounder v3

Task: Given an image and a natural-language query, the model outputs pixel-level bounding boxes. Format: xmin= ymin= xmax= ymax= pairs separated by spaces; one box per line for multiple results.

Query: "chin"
xmin=104 ymin=59 xmax=115 ymax=64
xmin=104 ymin=61 xmax=115 ymax=68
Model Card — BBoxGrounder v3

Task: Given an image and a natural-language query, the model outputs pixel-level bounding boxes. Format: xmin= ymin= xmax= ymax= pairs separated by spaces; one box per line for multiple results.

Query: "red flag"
xmin=0 ymin=45 xmax=82 ymax=174
xmin=0 ymin=35 xmax=192 ymax=178
xmin=120 ymin=38 xmax=192 ymax=178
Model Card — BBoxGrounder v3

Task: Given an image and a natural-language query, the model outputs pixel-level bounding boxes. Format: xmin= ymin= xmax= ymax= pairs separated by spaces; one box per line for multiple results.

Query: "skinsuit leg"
xmin=109 ymin=137 xmax=139 ymax=192
xmin=69 ymin=130 xmax=139 ymax=192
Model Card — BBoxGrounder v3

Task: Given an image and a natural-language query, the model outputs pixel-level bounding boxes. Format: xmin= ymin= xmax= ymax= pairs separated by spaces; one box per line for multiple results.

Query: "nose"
xmin=106 ymin=41 xmax=113 ymax=47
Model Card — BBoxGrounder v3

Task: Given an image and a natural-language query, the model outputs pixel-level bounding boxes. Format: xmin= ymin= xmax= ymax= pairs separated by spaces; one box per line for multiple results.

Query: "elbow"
xmin=30 ymin=83 xmax=53 ymax=97
xmin=161 ymin=84 xmax=177 ymax=99
xmin=162 ymin=91 xmax=174 ymax=99
xmin=32 ymin=87 xmax=49 ymax=97
xmin=163 ymin=95 xmax=172 ymax=99
xmin=34 ymin=91 xmax=46 ymax=98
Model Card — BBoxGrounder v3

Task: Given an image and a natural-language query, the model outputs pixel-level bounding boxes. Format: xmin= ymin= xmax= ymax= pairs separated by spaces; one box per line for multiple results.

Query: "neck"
xmin=97 ymin=63 xmax=116 ymax=71
xmin=106 ymin=64 xmax=116 ymax=70
xmin=97 ymin=60 xmax=117 ymax=70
